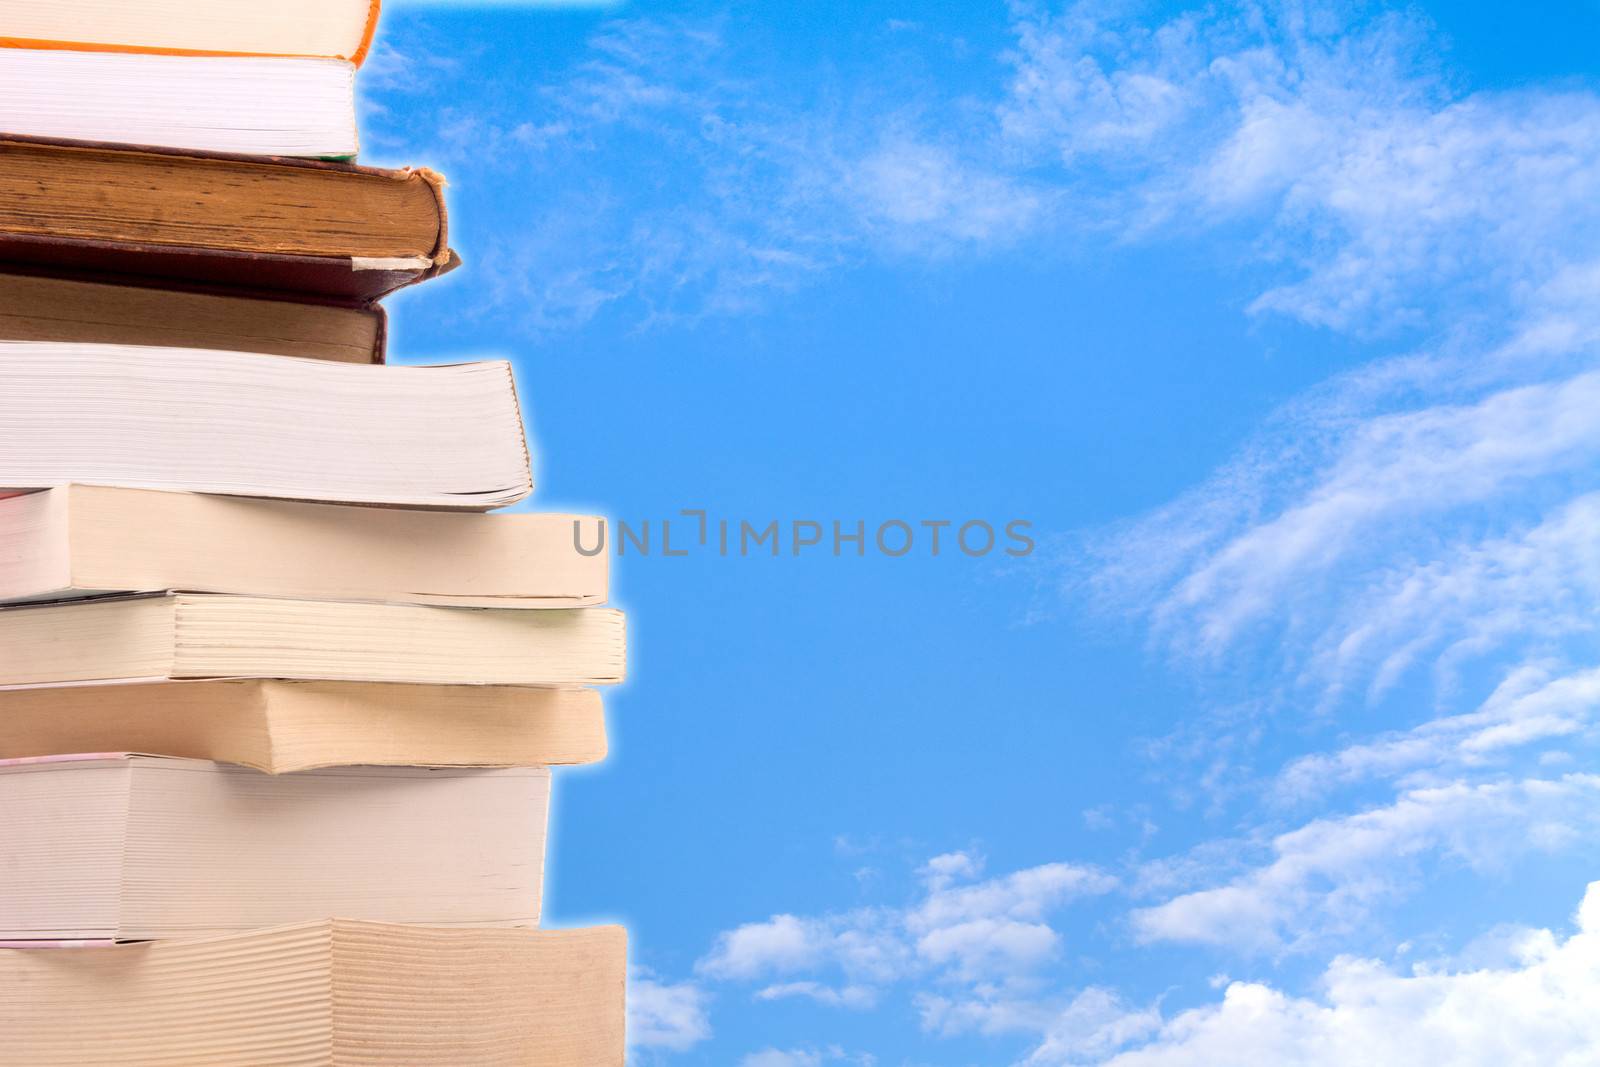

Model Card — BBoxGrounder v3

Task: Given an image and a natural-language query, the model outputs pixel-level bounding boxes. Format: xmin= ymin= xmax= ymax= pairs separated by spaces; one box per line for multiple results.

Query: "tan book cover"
xmin=0 ymin=920 xmax=626 ymax=1065
xmin=0 ymin=679 xmax=607 ymax=772
xmin=1 ymin=485 xmax=606 ymax=608
xmin=0 ymin=754 xmax=551 ymax=940
xmin=0 ymin=272 xmax=386 ymax=362
xmin=0 ymin=593 xmax=627 ymax=687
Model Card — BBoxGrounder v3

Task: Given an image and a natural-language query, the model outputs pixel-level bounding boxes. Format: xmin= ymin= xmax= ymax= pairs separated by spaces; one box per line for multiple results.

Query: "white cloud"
xmin=696 ymin=909 xmax=907 ymax=986
xmin=739 ymin=1052 xmax=822 ymax=1067
xmin=919 ymin=849 xmax=987 ymax=890
xmin=1277 ymin=664 xmax=1600 ymax=800
xmin=1000 ymin=5 xmax=1205 ymax=163
xmin=1002 ymin=3 xmax=1600 ymax=334
xmin=627 ymin=967 xmax=711 ymax=1053
xmin=756 ymin=981 xmax=879 ymax=1009
xmin=1022 ymin=987 xmax=1164 ymax=1065
xmin=697 ymin=851 xmax=1115 ymax=1008
xmin=1145 ymin=369 xmax=1600 ymax=658
xmin=1304 ymin=492 xmax=1600 ymax=703
xmin=1133 ymin=775 xmax=1600 ymax=953
xmin=737 ymin=1048 xmax=876 ymax=1067
xmin=847 ymin=137 xmax=1048 ymax=246
xmin=1059 ymin=880 xmax=1600 ymax=1067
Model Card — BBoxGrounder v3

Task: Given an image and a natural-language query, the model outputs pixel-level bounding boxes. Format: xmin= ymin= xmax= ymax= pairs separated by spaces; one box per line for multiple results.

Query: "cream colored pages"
xmin=0 ymin=594 xmax=626 ymax=687
xmin=0 ymin=484 xmax=607 ymax=607
xmin=0 ymin=680 xmax=608 ymax=772
xmin=0 ymin=758 xmax=129 ymax=939
xmin=0 ymin=344 xmax=532 ymax=509
xmin=0 ymin=922 xmax=627 ymax=1066
xmin=0 ymin=0 xmax=376 ymax=59
xmin=0 ymin=595 xmax=177 ymax=683
xmin=0 ymin=51 xmax=358 ymax=157
xmin=169 ymin=596 xmax=627 ymax=684
xmin=0 ymin=755 xmax=549 ymax=940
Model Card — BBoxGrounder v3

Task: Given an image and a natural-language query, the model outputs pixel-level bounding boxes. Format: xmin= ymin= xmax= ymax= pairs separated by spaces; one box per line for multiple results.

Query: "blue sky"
xmin=369 ymin=2 xmax=1600 ymax=1063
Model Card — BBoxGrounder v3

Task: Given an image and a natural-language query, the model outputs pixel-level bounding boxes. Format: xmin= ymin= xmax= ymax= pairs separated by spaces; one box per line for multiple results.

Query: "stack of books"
xmin=0 ymin=3 xmax=627 ymax=1062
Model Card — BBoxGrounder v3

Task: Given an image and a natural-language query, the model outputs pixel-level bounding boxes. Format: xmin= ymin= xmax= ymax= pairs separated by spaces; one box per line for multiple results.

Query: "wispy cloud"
xmin=366 ymin=17 xmax=1044 ymax=331
xmin=1276 ymin=664 xmax=1600 ymax=801
xmin=736 ymin=1048 xmax=876 ymax=1067
xmin=1132 ymin=775 xmax=1600 ymax=953
xmin=369 ymin=0 xmax=1600 ymax=340
xmin=1106 ymin=369 xmax=1600 ymax=666
xmin=1002 ymin=2 xmax=1600 ymax=335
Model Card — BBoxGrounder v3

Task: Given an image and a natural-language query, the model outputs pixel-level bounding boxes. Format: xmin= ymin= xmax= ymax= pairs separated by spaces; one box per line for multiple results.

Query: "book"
xmin=0 ymin=920 xmax=626 ymax=1065
xmin=0 ymin=754 xmax=550 ymax=940
xmin=0 ymin=680 xmax=607 ymax=773
xmin=0 ymin=50 xmax=358 ymax=157
xmin=0 ymin=594 xmax=627 ymax=686
xmin=1 ymin=0 xmax=379 ymax=64
xmin=0 ymin=135 xmax=453 ymax=301
xmin=0 ymin=0 xmax=381 ymax=62
xmin=0 ymin=344 xmax=532 ymax=508
xmin=1 ymin=485 xmax=606 ymax=608
xmin=0 ymin=271 xmax=385 ymax=361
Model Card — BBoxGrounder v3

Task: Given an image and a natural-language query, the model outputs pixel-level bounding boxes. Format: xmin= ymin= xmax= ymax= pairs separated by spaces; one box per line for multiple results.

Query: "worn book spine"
xmin=0 ymin=134 xmax=454 ymax=303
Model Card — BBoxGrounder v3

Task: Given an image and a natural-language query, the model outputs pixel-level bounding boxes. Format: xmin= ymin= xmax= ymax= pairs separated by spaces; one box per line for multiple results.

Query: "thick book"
xmin=1 ymin=485 xmax=606 ymax=608
xmin=0 ymin=50 xmax=358 ymax=158
xmin=0 ymin=594 xmax=627 ymax=687
xmin=0 ymin=680 xmax=607 ymax=773
xmin=0 ymin=754 xmax=550 ymax=940
xmin=0 ymin=921 xmax=626 ymax=1065
xmin=0 ymin=135 xmax=453 ymax=301
xmin=0 ymin=272 xmax=385 ymax=361
xmin=0 ymin=0 xmax=381 ymax=62
xmin=0 ymin=344 xmax=532 ymax=508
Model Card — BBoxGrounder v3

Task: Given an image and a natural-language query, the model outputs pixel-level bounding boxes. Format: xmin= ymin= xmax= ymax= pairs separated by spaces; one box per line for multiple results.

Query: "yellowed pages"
xmin=0 ymin=484 xmax=606 ymax=608
xmin=0 ymin=679 xmax=606 ymax=772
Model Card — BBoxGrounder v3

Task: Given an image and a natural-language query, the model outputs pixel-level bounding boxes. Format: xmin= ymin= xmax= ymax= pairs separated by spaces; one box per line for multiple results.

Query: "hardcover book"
xmin=0 ymin=136 xmax=454 ymax=301
xmin=0 ymin=272 xmax=387 ymax=362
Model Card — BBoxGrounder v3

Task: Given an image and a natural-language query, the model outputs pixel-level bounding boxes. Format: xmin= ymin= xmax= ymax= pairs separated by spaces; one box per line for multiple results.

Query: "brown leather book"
xmin=0 ymin=135 xmax=455 ymax=302
xmin=0 ymin=271 xmax=386 ymax=362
